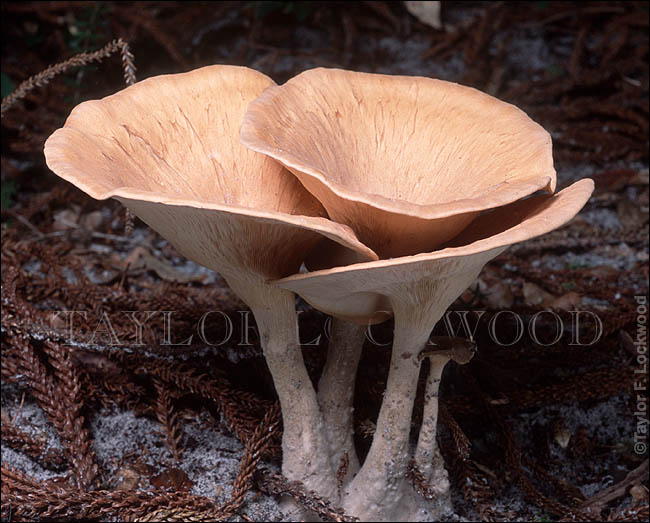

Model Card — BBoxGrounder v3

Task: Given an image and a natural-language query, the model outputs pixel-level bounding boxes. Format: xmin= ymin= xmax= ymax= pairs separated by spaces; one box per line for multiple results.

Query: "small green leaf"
xmin=1 ymin=73 xmax=14 ymax=98
xmin=289 ymin=1 xmax=312 ymax=22
xmin=566 ymin=262 xmax=590 ymax=270
xmin=1 ymin=180 xmax=17 ymax=210
xmin=545 ymin=64 xmax=565 ymax=78
xmin=255 ymin=1 xmax=284 ymax=17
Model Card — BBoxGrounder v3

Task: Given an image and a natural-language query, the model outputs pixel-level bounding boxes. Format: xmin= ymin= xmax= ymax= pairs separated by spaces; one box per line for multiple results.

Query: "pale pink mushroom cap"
xmin=44 ymin=65 xmax=377 ymax=286
xmin=274 ymin=179 xmax=594 ymax=324
xmin=241 ymin=67 xmax=557 ymax=258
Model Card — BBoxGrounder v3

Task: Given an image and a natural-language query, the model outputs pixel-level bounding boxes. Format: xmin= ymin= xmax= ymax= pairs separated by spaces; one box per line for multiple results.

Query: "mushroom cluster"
xmin=44 ymin=65 xmax=594 ymax=522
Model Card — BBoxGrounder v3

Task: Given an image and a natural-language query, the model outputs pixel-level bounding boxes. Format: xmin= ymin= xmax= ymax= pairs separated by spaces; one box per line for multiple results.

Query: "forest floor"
xmin=1 ymin=2 xmax=649 ymax=522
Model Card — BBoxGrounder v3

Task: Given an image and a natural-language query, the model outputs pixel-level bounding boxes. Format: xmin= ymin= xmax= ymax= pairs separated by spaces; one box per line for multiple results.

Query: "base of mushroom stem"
xmin=279 ymin=487 xmax=453 ymax=523
xmin=277 ymin=471 xmax=454 ymax=522
xmin=279 ymin=495 xmax=322 ymax=522
xmin=341 ymin=475 xmax=453 ymax=522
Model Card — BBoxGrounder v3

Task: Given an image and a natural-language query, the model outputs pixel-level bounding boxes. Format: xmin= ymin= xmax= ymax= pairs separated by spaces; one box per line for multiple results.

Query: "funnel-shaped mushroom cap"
xmin=44 ymin=65 xmax=376 ymax=287
xmin=241 ymin=68 xmax=556 ymax=258
xmin=274 ymin=179 xmax=593 ymax=324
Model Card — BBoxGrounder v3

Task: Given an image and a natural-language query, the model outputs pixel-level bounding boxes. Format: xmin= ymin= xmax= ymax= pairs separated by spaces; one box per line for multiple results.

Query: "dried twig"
xmin=0 ymin=410 xmax=66 ymax=471
xmin=153 ymin=379 xmax=184 ymax=463
xmin=41 ymin=340 xmax=99 ymax=490
xmin=111 ymin=352 xmax=280 ymax=454
xmin=216 ymin=403 xmax=281 ymax=519
xmin=255 ymin=469 xmax=359 ymax=522
xmin=1 ymin=38 xmax=135 ymax=115
xmin=1 ymin=465 xmax=216 ymax=522
xmin=580 ymin=460 xmax=649 ymax=518
xmin=439 ymin=403 xmax=471 ymax=460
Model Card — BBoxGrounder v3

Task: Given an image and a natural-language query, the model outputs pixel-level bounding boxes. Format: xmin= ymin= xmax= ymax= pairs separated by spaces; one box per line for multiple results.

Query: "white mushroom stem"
xmin=342 ymin=302 xmax=444 ymax=521
xmin=414 ymin=353 xmax=448 ymax=482
xmin=414 ymin=339 xmax=474 ymax=484
xmin=317 ymin=318 xmax=367 ymax=480
xmin=363 ymin=309 xmax=429 ymax=478
xmin=342 ymin=279 xmax=482 ymax=522
xmin=228 ymin=279 xmax=339 ymax=501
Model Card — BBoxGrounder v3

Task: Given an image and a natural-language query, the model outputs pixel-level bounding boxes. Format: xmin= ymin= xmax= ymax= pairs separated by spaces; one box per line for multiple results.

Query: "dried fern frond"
xmin=1 ymin=38 xmax=135 ymax=115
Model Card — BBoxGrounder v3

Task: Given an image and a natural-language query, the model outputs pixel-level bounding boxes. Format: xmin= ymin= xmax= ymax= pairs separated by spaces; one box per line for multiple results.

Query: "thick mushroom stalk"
xmin=43 ymin=65 xmax=378 ymax=503
xmin=414 ymin=338 xmax=476 ymax=487
xmin=340 ymin=260 xmax=491 ymax=521
xmin=225 ymin=279 xmax=329 ymax=491
xmin=317 ymin=318 xmax=367 ymax=480
xmin=274 ymin=180 xmax=594 ymax=521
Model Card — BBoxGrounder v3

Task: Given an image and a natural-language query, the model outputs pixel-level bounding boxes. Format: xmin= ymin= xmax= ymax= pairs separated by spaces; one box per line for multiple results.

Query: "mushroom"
xmin=414 ymin=337 xmax=476 ymax=493
xmin=43 ymin=65 xmax=378 ymax=502
xmin=239 ymin=67 xmax=563 ymax=516
xmin=241 ymin=67 xmax=556 ymax=259
xmin=273 ymin=180 xmax=594 ymax=521
xmin=45 ymin=63 xmax=595 ymax=522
